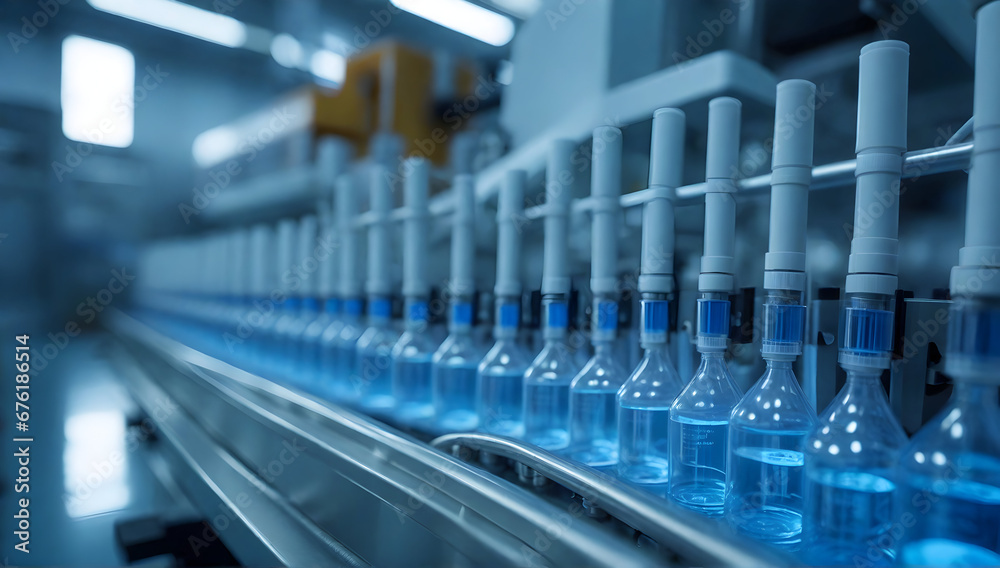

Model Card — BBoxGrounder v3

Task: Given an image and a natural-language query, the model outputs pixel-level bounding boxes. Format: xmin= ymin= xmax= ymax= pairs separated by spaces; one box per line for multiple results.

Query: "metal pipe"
xmin=430 ymin=433 xmax=795 ymax=568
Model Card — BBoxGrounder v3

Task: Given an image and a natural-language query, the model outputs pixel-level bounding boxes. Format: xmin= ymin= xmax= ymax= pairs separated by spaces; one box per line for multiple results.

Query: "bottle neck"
xmin=697 ymin=350 xmax=729 ymax=376
xmin=764 ymin=359 xmax=794 ymax=372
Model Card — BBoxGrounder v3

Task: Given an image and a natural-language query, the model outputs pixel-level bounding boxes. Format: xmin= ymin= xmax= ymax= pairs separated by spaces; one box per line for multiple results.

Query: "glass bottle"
xmin=355 ymin=296 xmax=398 ymax=411
xmin=895 ymin=300 xmax=1000 ymax=566
xmin=432 ymin=300 xmax=484 ymax=432
xmin=669 ymin=297 xmax=742 ymax=516
xmin=802 ymin=294 xmax=907 ymax=566
xmin=568 ymin=298 xmax=628 ymax=468
xmin=726 ymin=296 xmax=817 ymax=546
xmin=478 ymin=298 xmax=531 ymax=437
xmin=392 ymin=299 xmax=437 ymax=424
xmin=522 ymin=298 xmax=580 ymax=451
xmin=322 ymin=297 xmax=362 ymax=401
xmin=301 ymin=298 xmax=339 ymax=383
xmin=618 ymin=298 xmax=685 ymax=496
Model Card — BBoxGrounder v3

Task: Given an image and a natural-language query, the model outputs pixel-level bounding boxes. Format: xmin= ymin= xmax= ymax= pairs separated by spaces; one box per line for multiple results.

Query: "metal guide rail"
xmin=105 ymin=309 xmax=793 ymax=567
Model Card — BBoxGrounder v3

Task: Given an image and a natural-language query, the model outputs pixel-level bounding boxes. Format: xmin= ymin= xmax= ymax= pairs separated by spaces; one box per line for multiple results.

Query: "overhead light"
xmin=310 ymin=50 xmax=347 ymax=85
xmin=87 ymin=0 xmax=247 ymax=48
xmin=486 ymin=0 xmax=541 ymax=19
xmin=61 ymin=35 xmax=135 ymax=148
xmin=192 ymin=125 xmax=240 ymax=169
xmin=390 ymin=0 xmax=515 ymax=47
xmin=270 ymin=33 xmax=303 ymax=68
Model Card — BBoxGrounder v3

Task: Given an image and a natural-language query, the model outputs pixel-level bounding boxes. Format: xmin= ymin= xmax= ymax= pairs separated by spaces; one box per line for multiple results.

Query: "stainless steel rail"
xmin=107 ymin=310 xmax=666 ymax=567
xmin=430 ymin=433 xmax=794 ymax=568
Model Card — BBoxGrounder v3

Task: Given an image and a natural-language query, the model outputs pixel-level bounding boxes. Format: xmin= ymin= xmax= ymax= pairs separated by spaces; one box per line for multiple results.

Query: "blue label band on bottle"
xmin=344 ymin=298 xmax=363 ymax=317
xmin=303 ymin=297 xmax=320 ymax=312
xmin=841 ymin=307 xmax=893 ymax=353
xmin=408 ymin=301 xmax=429 ymax=323
xmin=545 ymin=301 xmax=568 ymax=329
xmin=764 ymin=304 xmax=806 ymax=344
xmin=284 ymin=296 xmax=301 ymax=310
xmin=325 ymin=298 xmax=341 ymax=315
xmin=452 ymin=302 xmax=473 ymax=326
xmin=698 ymin=299 xmax=730 ymax=337
xmin=642 ymin=300 xmax=669 ymax=334
xmin=499 ymin=303 xmax=520 ymax=329
xmin=596 ymin=301 xmax=618 ymax=332
xmin=370 ymin=298 xmax=392 ymax=319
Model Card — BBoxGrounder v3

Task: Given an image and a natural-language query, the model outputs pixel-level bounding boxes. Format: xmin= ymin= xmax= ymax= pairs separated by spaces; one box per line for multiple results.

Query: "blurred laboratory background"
xmin=0 ymin=0 xmax=995 ymax=566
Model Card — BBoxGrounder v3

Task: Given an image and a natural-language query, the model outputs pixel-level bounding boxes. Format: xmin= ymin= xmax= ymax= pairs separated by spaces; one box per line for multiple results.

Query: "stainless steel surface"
xmin=106 ymin=310 xmax=667 ymax=567
xmin=429 ymin=433 xmax=794 ymax=568
xmin=108 ymin=335 xmax=368 ymax=568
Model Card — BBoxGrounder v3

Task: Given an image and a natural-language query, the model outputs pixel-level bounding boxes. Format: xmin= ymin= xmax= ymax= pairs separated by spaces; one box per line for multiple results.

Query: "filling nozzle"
xmin=366 ymin=165 xmax=393 ymax=314
xmin=697 ymin=98 xmax=741 ymax=351
xmin=402 ymin=157 xmax=430 ymax=328
xmin=295 ymin=215 xmax=319 ymax=309
xmin=449 ymin=174 xmax=477 ymax=334
xmin=839 ymin=40 xmax=910 ymax=371
xmin=589 ymin=126 xmax=622 ymax=344
xmin=639 ymin=108 xmax=686 ymax=348
xmin=762 ymin=79 xmax=816 ymax=360
xmin=944 ymin=3 xmax=1000 ymax=385
xmin=336 ymin=173 xmax=362 ymax=304
xmin=952 ymin=2 xmax=1000 ymax=301
xmin=495 ymin=169 xmax=526 ymax=340
xmin=540 ymin=140 xmax=576 ymax=341
xmin=276 ymin=218 xmax=298 ymax=308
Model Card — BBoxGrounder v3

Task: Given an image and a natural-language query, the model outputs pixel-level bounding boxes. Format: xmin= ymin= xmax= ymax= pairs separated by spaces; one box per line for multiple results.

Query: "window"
xmin=61 ymin=35 xmax=135 ymax=148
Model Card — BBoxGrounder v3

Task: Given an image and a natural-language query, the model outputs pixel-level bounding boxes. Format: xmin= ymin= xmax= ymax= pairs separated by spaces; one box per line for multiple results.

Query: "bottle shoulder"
xmin=523 ymin=342 xmax=579 ymax=383
xmin=357 ymin=324 xmax=399 ymax=351
xmin=478 ymin=340 xmax=531 ymax=374
xmin=804 ymin=388 xmax=908 ymax=467
xmin=392 ymin=329 xmax=438 ymax=359
xmin=669 ymin=357 xmax=743 ymax=417
xmin=432 ymin=333 xmax=483 ymax=366
xmin=617 ymin=354 xmax=685 ymax=407
xmin=899 ymin=400 xmax=1000 ymax=482
xmin=570 ymin=352 xmax=629 ymax=392
xmin=731 ymin=367 xmax=818 ymax=431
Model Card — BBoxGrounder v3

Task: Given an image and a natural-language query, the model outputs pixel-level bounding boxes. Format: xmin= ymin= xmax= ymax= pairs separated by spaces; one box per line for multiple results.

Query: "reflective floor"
xmin=1 ymin=332 xmax=194 ymax=566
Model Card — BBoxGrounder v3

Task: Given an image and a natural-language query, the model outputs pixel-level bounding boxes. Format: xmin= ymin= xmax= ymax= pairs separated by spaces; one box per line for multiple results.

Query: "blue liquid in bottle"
xmin=668 ymin=299 xmax=742 ymax=516
xmin=478 ymin=301 xmax=530 ymax=437
xmin=355 ymin=297 xmax=398 ymax=411
xmin=801 ymin=371 xmax=906 ymax=566
xmin=432 ymin=302 xmax=483 ymax=432
xmin=617 ymin=300 xmax=685 ymax=495
xmin=568 ymin=342 xmax=628 ymax=468
xmin=802 ymin=300 xmax=907 ymax=566
xmin=726 ymin=356 xmax=816 ymax=545
xmin=320 ymin=298 xmax=361 ymax=400
xmin=522 ymin=300 xmax=578 ymax=451
xmin=568 ymin=300 xmax=628 ymax=468
xmin=301 ymin=298 xmax=338 ymax=382
xmin=895 ymin=379 xmax=1000 ymax=565
xmin=391 ymin=300 xmax=436 ymax=424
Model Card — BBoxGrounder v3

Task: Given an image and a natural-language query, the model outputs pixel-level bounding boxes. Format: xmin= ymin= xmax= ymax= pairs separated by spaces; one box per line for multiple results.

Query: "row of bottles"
xmin=131 ymin=36 xmax=1000 ymax=566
